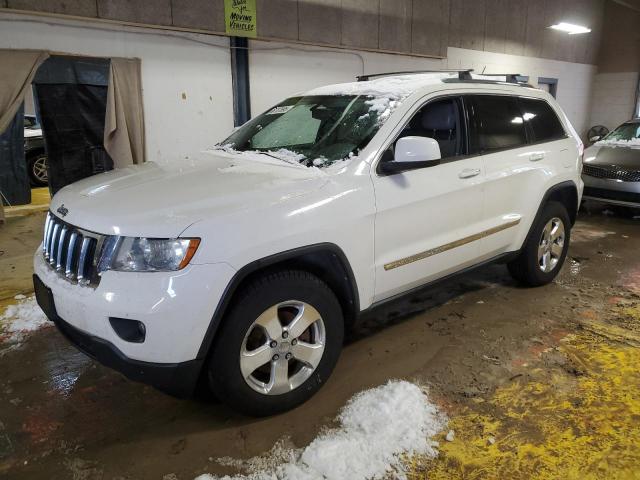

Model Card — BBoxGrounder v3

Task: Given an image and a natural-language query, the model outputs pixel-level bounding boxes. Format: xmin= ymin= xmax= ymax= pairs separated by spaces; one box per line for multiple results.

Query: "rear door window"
xmin=518 ymin=98 xmax=566 ymax=142
xmin=467 ymin=95 xmax=528 ymax=153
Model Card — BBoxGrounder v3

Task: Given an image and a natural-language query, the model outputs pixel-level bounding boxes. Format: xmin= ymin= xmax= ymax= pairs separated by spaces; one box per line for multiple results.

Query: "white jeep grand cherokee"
xmin=34 ymin=71 xmax=583 ymax=416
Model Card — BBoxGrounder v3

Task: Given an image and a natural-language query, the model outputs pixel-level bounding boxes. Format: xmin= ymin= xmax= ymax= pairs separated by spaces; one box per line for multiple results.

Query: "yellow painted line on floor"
xmin=4 ymin=187 xmax=50 ymax=218
xmin=409 ymin=305 xmax=640 ymax=480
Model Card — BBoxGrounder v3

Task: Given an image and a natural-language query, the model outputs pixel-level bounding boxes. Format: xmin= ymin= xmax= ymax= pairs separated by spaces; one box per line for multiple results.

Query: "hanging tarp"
xmin=32 ymin=56 xmax=113 ymax=195
xmin=0 ymin=49 xmax=49 ymax=134
xmin=0 ymin=104 xmax=31 ymax=206
xmin=104 ymin=58 xmax=146 ymax=168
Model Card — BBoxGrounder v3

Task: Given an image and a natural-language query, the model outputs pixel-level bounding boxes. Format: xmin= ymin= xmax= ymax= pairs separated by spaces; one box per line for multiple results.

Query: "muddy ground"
xmin=0 ymin=205 xmax=638 ymax=479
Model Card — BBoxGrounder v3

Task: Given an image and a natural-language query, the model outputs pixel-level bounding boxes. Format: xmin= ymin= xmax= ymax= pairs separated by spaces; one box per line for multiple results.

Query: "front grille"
xmin=42 ymin=213 xmax=105 ymax=286
xmin=582 ymin=164 xmax=640 ymax=182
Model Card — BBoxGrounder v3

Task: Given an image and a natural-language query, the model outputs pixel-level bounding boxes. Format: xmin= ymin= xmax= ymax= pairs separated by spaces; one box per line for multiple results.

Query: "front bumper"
xmin=35 ymin=274 xmax=202 ymax=397
xmin=33 ymin=247 xmax=236 ymax=395
xmin=581 ymin=174 xmax=640 ymax=207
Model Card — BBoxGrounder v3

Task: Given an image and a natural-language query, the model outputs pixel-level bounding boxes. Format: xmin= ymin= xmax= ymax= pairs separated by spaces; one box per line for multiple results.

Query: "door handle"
xmin=529 ymin=152 xmax=545 ymax=162
xmin=458 ymin=168 xmax=481 ymax=179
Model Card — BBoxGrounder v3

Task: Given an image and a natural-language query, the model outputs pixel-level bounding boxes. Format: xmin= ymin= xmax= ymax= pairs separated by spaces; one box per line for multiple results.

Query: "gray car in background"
xmin=582 ymin=119 xmax=640 ymax=210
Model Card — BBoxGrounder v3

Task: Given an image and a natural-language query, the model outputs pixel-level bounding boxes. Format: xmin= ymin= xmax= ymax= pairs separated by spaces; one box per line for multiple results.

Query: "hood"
xmin=584 ymin=144 xmax=640 ymax=169
xmin=50 ymin=150 xmax=329 ymax=237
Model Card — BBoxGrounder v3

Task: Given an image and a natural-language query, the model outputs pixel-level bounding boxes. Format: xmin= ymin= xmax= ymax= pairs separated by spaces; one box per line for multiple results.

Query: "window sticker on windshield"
xmin=266 ymin=105 xmax=294 ymax=115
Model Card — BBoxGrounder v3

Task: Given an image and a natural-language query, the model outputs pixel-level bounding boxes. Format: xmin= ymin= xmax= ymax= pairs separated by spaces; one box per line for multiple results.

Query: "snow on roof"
xmin=306 ymin=73 xmax=459 ymax=99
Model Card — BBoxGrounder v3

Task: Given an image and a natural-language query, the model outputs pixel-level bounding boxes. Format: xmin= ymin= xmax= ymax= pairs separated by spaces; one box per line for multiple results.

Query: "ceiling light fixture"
xmin=549 ymin=22 xmax=592 ymax=34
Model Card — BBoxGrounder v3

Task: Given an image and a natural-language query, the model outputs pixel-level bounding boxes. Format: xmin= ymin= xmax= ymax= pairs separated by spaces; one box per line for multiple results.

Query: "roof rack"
xmin=470 ymin=73 xmax=530 ymax=83
xmin=356 ymin=69 xmax=473 ymax=82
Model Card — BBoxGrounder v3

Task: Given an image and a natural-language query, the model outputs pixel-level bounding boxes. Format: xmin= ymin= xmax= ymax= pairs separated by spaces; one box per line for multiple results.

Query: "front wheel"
xmin=508 ymin=201 xmax=571 ymax=286
xmin=27 ymin=152 xmax=48 ymax=186
xmin=208 ymin=270 xmax=344 ymax=416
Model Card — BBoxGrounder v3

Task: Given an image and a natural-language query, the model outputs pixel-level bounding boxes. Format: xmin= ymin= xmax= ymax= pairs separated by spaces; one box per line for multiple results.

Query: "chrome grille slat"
xmin=56 ymin=227 xmax=67 ymax=271
xmin=66 ymin=232 xmax=78 ymax=278
xmin=77 ymin=236 xmax=91 ymax=284
xmin=43 ymin=214 xmax=51 ymax=256
xmin=41 ymin=213 xmax=105 ymax=287
xmin=45 ymin=216 xmax=55 ymax=259
xmin=49 ymin=223 xmax=60 ymax=265
xmin=46 ymin=218 xmax=53 ymax=260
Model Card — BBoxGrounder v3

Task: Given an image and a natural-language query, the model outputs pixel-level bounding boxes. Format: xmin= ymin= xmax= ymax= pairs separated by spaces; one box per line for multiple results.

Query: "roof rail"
xmin=471 ymin=73 xmax=530 ymax=83
xmin=356 ymin=69 xmax=473 ymax=82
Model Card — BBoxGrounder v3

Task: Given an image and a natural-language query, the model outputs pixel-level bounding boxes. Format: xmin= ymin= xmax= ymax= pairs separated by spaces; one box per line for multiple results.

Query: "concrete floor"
xmin=0 ymin=204 xmax=639 ymax=479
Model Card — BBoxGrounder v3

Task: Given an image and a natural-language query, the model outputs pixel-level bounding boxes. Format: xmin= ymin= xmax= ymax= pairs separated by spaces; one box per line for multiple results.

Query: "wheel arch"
xmin=543 ymin=181 xmax=579 ymax=226
xmin=519 ymin=180 xmax=579 ymax=252
xmin=195 ymin=243 xmax=359 ymax=360
xmin=25 ymin=146 xmax=46 ymax=159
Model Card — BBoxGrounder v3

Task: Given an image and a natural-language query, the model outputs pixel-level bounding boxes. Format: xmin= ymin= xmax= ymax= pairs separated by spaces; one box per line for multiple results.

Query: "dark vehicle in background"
xmin=582 ymin=119 xmax=640 ymax=211
xmin=24 ymin=114 xmax=48 ymax=187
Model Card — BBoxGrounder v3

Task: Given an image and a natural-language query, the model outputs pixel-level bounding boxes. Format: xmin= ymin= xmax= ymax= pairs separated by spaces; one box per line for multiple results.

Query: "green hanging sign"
xmin=224 ymin=0 xmax=257 ymax=38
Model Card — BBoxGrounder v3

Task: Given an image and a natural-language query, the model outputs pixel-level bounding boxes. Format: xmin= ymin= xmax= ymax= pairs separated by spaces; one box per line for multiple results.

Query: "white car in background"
xmin=24 ymin=114 xmax=48 ymax=186
xmin=33 ymin=71 xmax=583 ymax=416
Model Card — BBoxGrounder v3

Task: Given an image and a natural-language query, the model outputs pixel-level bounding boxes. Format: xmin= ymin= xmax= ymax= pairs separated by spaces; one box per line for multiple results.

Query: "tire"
xmin=508 ymin=201 xmax=571 ymax=287
xmin=208 ymin=270 xmax=344 ymax=416
xmin=27 ymin=152 xmax=48 ymax=187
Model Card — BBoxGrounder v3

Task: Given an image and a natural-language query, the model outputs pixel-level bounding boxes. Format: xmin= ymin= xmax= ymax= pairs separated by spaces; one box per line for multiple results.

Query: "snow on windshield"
xmin=217 ymin=74 xmax=453 ymax=170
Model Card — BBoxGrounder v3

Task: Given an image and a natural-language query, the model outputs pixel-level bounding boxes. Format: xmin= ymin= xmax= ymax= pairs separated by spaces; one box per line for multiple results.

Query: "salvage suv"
xmin=34 ymin=71 xmax=583 ymax=416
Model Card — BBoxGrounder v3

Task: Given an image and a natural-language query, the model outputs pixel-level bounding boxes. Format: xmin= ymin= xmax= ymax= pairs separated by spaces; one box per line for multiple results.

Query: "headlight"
xmin=98 ymin=237 xmax=200 ymax=273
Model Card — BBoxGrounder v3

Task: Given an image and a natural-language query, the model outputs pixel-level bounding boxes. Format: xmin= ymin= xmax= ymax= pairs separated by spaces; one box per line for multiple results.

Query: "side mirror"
xmin=380 ymin=136 xmax=441 ymax=174
xmin=589 ymin=135 xmax=602 ymax=143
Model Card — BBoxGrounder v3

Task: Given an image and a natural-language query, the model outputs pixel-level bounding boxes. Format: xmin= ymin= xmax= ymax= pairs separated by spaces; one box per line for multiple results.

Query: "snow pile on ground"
xmin=195 ymin=380 xmax=446 ymax=480
xmin=0 ymin=295 xmax=50 ymax=344
xmin=595 ymin=138 xmax=640 ymax=148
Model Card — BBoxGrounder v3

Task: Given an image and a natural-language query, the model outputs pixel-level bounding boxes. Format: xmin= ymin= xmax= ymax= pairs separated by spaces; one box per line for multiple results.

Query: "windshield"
xmin=219 ymin=95 xmax=390 ymax=168
xmin=24 ymin=115 xmax=40 ymax=129
xmin=603 ymin=123 xmax=640 ymax=142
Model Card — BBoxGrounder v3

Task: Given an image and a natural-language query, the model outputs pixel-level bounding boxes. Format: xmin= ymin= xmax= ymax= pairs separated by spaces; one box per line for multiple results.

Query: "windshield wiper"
xmin=254 ymin=150 xmax=305 ymax=166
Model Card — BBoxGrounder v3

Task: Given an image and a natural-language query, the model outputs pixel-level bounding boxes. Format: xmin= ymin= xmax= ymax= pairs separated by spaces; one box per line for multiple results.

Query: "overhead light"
xmin=549 ymin=22 xmax=591 ymax=34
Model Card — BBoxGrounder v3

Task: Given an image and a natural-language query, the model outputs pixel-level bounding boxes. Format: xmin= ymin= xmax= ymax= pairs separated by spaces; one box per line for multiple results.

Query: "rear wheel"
xmin=208 ymin=270 xmax=344 ymax=416
xmin=508 ymin=201 xmax=571 ymax=286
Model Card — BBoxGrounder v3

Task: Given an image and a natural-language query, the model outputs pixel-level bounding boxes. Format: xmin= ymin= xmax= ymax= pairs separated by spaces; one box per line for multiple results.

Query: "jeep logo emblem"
xmin=56 ymin=204 xmax=69 ymax=217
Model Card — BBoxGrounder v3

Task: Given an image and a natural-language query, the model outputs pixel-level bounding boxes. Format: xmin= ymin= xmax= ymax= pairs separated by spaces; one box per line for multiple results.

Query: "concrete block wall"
xmin=2 ymin=0 xmax=606 ymax=64
xmin=249 ymin=40 xmax=600 ymax=138
xmin=589 ymin=72 xmax=639 ymax=130
xmin=446 ymin=47 xmax=597 ymax=137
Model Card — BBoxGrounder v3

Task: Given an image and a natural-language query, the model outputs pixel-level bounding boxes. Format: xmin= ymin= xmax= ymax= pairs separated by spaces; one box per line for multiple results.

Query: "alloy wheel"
xmin=240 ymin=301 xmax=326 ymax=395
xmin=538 ymin=217 xmax=565 ymax=273
xmin=32 ymin=155 xmax=48 ymax=183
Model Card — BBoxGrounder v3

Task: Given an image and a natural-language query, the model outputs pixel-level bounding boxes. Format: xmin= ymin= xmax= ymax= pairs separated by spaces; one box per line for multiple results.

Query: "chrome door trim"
xmin=384 ymin=219 xmax=521 ymax=271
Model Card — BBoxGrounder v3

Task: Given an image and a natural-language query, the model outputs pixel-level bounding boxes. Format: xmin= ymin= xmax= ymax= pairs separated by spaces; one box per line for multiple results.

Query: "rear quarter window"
xmin=518 ymin=97 xmax=566 ymax=143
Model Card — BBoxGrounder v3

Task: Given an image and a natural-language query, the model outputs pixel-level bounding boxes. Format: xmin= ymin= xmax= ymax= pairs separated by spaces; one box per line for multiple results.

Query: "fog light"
xmin=109 ymin=317 xmax=146 ymax=343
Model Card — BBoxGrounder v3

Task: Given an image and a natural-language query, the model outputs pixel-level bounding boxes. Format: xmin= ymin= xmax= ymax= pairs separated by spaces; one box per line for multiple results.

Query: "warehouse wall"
xmin=0 ymin=7 xmax=603 ymax=168
xmin=588 ymin=0 xmax=640 ymax=130
xmin=0 ymin=12 xmax=234 ymax=161
xmin=1 ymin=0 xmax=605 ymax=63
xmin=249 ymin=41 xmax=597 ymax=137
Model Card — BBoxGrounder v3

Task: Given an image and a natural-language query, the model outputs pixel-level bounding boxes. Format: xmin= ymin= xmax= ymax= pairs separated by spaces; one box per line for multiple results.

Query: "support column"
xmin=230 ymin=37 xmax=251 ymax=127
